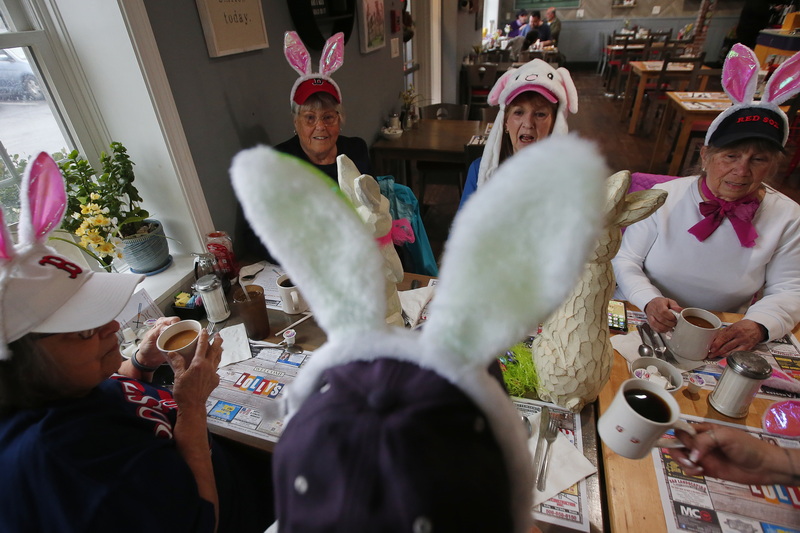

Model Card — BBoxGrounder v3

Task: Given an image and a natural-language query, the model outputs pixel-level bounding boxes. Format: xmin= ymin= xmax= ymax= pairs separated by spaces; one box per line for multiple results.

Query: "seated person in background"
xmin=508 ymin=9 xmax=528 ymax=38
xmin=459 ymin=58 xmax=577 ymax=209
xmin=612 ymin=44 xmax=800 ymax=356
xmin=275 ymin=31 xmax=371 ymax=181
xmin=0 ymin=153 xmax=273 ymax=533
xmin=527 ymin=11 xmax=553 ymax=47
xmin=546 ymin=7 xmax=561 ymax=46
xmin=673 ymin=423 xmax=800 ymax=486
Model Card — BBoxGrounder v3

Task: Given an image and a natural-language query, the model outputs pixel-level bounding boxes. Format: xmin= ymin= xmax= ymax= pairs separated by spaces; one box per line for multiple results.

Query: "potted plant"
xmin=54 ymin=141 xmax=170 ymax=273
xmin=399 ymin=84 xmax=423 ymax=128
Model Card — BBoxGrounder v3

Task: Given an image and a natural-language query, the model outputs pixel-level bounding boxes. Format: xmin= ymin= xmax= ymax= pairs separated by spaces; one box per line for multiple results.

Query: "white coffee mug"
xmin=276 ymin=274 xmax=309 ymax=315
xmin=598 ymin=378 xmax=695 ymax=459
xmin=665 ymin=307 xmax=722 ymax=361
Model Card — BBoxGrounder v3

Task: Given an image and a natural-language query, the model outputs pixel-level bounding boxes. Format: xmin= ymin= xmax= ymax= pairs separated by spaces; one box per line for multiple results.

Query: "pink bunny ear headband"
xmin=705 ymin=43 xmax=800 ymax=150
xmin=285 ymin=31 xmax=345 ymax=106
xmin=0 ymin=152 xmax=141 ymax=360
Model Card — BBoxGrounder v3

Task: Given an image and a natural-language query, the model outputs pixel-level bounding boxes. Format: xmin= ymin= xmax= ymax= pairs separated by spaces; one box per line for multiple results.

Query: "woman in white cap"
xmin=0 ymin=153 xmax=273 ymax=532
xmin=458 ymin=58 xmax=578 ymax=209
xmin=275 ymin=31 xmax=371 ymax=181
xmin=613 ymin=44 xmax=800 ymax=356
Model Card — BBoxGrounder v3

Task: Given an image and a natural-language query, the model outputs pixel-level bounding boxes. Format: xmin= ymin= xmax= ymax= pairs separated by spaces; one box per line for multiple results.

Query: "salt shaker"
xmin=709 ymin=351 xmax=772 ymax=418
xmin=194 ymin=274 xmax=230 ymax=323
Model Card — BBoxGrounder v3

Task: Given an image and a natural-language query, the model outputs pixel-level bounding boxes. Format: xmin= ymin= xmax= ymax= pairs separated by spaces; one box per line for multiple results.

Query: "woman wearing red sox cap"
xmin=274 ymin=31 xmax=371 ymax=181
xmin=613 ymin=44 xmax=800 ymax=356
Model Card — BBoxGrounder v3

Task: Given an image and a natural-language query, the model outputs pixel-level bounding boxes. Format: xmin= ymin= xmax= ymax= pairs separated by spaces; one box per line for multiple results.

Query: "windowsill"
xmin=128 ymin=253 xmax=195 ymax=313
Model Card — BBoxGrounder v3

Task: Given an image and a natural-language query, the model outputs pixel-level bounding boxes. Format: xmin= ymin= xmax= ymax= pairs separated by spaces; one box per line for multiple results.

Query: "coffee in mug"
xmin=598 ymin=378 xmax=695 ymax=459
xmin=156 ymin=319 xmax=202 ymax=362
xmin=664 ymin=308 xmax=722 ymax=361
xmin=276 ymin=274 xmax=308 ymax=315
xmin=164 ymin=330 xmax=198 ymax=351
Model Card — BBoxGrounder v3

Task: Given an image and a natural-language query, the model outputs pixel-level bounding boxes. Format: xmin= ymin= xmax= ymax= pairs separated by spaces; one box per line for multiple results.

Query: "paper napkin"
xmin=527 ymin=411 xmax=597 ymax=507
xmin=218 ymin=323 xmax=252 ymax=368
xmin=610 ymin=330 xmax=642 ymax=364
xmin=398 ymin=286 xmax=435 ymax=328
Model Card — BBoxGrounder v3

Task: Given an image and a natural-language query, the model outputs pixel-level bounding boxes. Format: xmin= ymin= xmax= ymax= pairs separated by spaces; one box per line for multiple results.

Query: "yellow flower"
xmin=90 ymin=192 xmax=100 ymax=200
xmin=80 ymin=203 xmax=102 ymax=215
xmin=96 ymin=241 xmax=116 ymax=255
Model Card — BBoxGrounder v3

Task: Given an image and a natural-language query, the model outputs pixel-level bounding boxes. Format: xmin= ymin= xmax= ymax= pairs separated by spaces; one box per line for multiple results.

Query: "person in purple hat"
xmin=274 ymin=31 xmax=371 ymax=181
xmin=613 ymin=44 xmax=800 ymax=356
xmin=0 ymin=153 xmax=273 ymax=532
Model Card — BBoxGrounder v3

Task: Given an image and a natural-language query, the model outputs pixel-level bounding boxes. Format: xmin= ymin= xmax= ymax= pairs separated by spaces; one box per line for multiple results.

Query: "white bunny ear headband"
xmin=284 ymin=31 xmax=345 ymax=107
xmin=478 ymin=58 xmax=579 ymax=188
xmin=0 ymin=152 xmax=141 ymax=360
xmin=705 ymin=43 xmax=800 ymax=149
xmin=231 ymin=136 xmax=606 ymax=532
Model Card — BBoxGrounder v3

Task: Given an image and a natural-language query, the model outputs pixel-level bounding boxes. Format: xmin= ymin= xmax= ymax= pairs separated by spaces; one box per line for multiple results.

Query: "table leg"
xmin=649 ymin=101 xmax=676 ymax=172
xmin=668 ymin=119 xmax=696 ymax=176
xmin=627 ymin=73 xmax=649 ymax=135
xmin=619 ymin=70 xmax=637 ymax=121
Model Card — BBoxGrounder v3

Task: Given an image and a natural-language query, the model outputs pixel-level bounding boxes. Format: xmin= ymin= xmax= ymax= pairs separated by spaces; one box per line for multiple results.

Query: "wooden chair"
xmin=465 ymin=63 xmax=498 ymax=119
xmin=419 ymin=103 xmax=469 ymax=120
xmin=606 ymin=36 xmax=653 ymax=99
xmin=639 ymin=52 xmax=707 ymax=134
xmin=688 ymin=67 xmax=722 ymax=92
xmin=480 ymin=106 xmax=500 ymax=123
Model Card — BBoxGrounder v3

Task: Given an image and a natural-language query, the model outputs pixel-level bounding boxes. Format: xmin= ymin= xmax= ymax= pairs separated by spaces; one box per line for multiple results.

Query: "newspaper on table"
xmin=652 ymin=414 xmax=800 ymax=533
xmin=513 ymin=397 xmax=592 ymax=532
xmin=206 ymin=342 xmax=312 ymax=444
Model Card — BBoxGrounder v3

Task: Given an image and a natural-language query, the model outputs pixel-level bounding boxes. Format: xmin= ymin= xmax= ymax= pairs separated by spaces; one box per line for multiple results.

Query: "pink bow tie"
xmin=687 ymin=179 xmax=760 ymax=247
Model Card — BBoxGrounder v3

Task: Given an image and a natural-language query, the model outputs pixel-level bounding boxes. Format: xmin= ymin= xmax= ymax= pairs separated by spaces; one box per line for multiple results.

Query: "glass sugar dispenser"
xmin=709 ymin=351 xmax=772 ymax=418
xmin=194 ymin=274 xmax=230 ymax=323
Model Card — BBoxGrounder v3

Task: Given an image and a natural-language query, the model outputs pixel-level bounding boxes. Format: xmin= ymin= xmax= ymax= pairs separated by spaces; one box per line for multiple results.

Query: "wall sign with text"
xmin=195 ymin=0 xmax=269 ymax=58
xmin=515 ymin=0 xmax=580 ymax=10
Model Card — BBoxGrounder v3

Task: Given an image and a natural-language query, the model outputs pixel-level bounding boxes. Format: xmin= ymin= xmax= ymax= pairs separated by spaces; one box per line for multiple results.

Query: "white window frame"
xmin=0 ymin=0 xmax=213 ymax=306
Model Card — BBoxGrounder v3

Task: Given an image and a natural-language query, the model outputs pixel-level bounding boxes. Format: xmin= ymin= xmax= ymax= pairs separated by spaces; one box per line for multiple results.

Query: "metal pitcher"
xmin=192 ymin=252 xmax=218 ymax=280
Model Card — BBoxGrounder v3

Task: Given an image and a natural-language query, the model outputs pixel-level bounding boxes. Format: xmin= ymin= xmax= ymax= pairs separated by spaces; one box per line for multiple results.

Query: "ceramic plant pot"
xmin=121 ymin=219 xmax=171 ymax=274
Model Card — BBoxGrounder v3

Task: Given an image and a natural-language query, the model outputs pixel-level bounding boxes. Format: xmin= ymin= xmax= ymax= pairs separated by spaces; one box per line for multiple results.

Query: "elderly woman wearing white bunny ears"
xmin=274 ymin=31 xmax=371 ymax=181
xmin=458 ymin=58 xmax=578 ymax=209
xmin=614 ymin=44 xmax=800 ymax=356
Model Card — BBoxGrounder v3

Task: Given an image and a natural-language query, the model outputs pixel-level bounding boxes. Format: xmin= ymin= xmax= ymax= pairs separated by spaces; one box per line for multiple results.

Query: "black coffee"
xmin=279 ymin=278 xmax=295 ymax=288
xmin=624 ymin=388 xmax=672 ymax=423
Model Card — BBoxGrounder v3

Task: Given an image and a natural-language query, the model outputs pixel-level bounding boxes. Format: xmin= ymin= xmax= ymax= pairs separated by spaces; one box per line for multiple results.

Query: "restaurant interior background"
xmin=2 ymin=0 xmax=747 ymax=306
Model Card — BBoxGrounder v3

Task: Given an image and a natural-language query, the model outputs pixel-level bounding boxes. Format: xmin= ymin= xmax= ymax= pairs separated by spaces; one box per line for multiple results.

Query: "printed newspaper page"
xmin=652 ymin=414 xmax=800 ymax=533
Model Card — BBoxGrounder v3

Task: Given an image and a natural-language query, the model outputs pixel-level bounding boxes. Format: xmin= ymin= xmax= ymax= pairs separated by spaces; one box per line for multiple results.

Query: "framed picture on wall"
xmin=358 ymin=0 xmax=386 ymax=54
xmin=195 ymin=0 xmax=269 ymax=57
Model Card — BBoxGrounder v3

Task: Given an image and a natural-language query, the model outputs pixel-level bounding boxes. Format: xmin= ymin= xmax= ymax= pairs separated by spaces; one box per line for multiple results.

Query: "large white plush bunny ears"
xmin=706 ymin=43 xmax=800 ymax=148
xmin=0 ymin=152 xmax=141 ymax=360
xmin=231 ymin=136 xmax=605 ymax=531
xmin=478 ymin=59 xmax=578 ymax=188
xmin=285 ymin=31 xmax=345 ymax=107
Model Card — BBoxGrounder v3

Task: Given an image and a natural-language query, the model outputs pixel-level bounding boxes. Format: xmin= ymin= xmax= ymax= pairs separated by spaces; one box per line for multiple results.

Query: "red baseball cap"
xmin=293 ymin=78 xmax=341 ymax=105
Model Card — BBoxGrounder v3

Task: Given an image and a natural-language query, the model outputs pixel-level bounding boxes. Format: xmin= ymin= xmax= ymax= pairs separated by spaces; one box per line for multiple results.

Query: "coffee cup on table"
xmin=665 ymin=307 xmax=722 ymax=361
xmin=276 ymin=274 xmax=309 ymax=315
xmin=598 ymin=378 xmax=695 ymax=459
xmin=156 ymin=319 xmax=201 ymax=362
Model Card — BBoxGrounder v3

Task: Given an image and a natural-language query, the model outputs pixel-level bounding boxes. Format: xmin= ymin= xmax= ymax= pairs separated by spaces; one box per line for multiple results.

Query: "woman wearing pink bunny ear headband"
xmin=613 ymin=43 xmax=800 ymax=356
xmin=274 ymin=31 xmax=371 ymax=181
xmin=0 ymin=154 xmax=275 ymax=532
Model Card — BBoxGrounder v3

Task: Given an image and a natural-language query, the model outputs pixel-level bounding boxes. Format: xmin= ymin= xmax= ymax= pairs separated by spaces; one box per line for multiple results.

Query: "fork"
xmin=536 ymin=416 xmax=559 ymax=492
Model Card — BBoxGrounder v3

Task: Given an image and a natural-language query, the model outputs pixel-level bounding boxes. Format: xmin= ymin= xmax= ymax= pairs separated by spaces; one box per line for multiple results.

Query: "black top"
xmin=273 ymin=134 xmax=372 ymax=181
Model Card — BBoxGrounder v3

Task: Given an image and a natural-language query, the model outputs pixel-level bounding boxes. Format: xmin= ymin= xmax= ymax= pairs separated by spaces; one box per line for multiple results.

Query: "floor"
xmin=420 ymin=66 xmax=800 ymax=264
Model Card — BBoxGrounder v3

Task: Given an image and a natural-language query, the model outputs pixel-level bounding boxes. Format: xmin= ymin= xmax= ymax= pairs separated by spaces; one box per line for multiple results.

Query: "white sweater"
xmin=613 ymin=176 xmax=800 ymax=340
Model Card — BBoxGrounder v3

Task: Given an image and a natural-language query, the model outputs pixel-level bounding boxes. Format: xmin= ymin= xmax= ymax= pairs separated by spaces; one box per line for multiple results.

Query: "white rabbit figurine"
xmin=337 ymin=154 xmax=405 ymax=327
xmin=231 ymin=135 xmax=607 ymax=532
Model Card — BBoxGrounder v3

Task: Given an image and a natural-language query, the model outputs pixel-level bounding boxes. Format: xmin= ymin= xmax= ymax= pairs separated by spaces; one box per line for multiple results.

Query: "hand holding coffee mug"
xmin=276 ymin=274 xmax=309 ymax=315
xmin=598 ymin=378 xmax=695 ymax=459
xmin=664 ymin=308 xmax=722 ymax=361
xmin=157 ymin=319 xmax=202 ymax=365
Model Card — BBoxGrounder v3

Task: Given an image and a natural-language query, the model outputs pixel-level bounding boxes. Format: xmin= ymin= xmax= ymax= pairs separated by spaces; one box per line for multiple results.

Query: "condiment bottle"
xmin=205 ymin=231 xmax=239 ymax=279
xmin=709 ymin=351 xmax=772 ymax=418
xmin=194 ymin=274 xmax=230 ymax=323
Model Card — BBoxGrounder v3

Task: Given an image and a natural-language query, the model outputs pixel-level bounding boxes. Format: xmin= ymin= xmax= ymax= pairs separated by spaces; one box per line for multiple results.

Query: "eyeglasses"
xmin=299 ymin=112 xmax=339 ymax=128
xmin=32 ymin=328 xmax=99 ymax=340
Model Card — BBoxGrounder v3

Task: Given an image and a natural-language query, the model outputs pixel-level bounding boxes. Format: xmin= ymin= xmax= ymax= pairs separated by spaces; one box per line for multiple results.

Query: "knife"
xmin=530 ymin=406 xmax=550 ymax=488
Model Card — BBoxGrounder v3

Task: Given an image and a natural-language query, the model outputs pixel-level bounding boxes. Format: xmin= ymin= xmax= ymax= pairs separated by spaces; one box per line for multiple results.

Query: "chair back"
xmin=620 ymin=37 xmax=653 ymax=67
xmin=688 ymin=67 xmax=722 ymax=92
xmin=655 ymin=51 xmax=706 ymax=94
xmin=662 ymin=39 xmax=693 ymax=58
xmin=649 ymin=29 xmax=672 ymax=43
xmin=480 ymin=106 xmax=500 ymax=123
xmin=419 ymin=103 xmax=469 ymax=120
xmin=466 ymin=63 xmax=498 ymax=90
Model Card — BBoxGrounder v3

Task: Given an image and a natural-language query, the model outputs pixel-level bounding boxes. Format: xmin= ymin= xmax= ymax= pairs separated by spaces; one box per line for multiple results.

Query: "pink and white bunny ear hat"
xmin=285 ymin=31 xmax=345 ymax=106
xmin=706 ymin=43 xmax=800 ymax=150
xmin=477 ymin=59 xmax=578 ymax=187
xmin=0 ymin=152 xmax=141 ymax=360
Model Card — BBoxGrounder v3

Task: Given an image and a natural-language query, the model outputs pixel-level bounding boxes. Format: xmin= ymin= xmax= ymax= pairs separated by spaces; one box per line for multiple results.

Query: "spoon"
xmin=638 ymin=343 xmax=655 ymax=358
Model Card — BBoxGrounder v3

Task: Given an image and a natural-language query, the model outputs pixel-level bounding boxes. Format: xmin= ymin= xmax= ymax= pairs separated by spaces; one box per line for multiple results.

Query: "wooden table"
xmin=649 ymin=91 xmax=730 ymax=175
xmin=371 ymin=119 xmax=485 ymax=197
xmin=599 ymin=312 xmax=800 ymax=532
xmin=621 ymin=61 xmax=710 ymax=135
